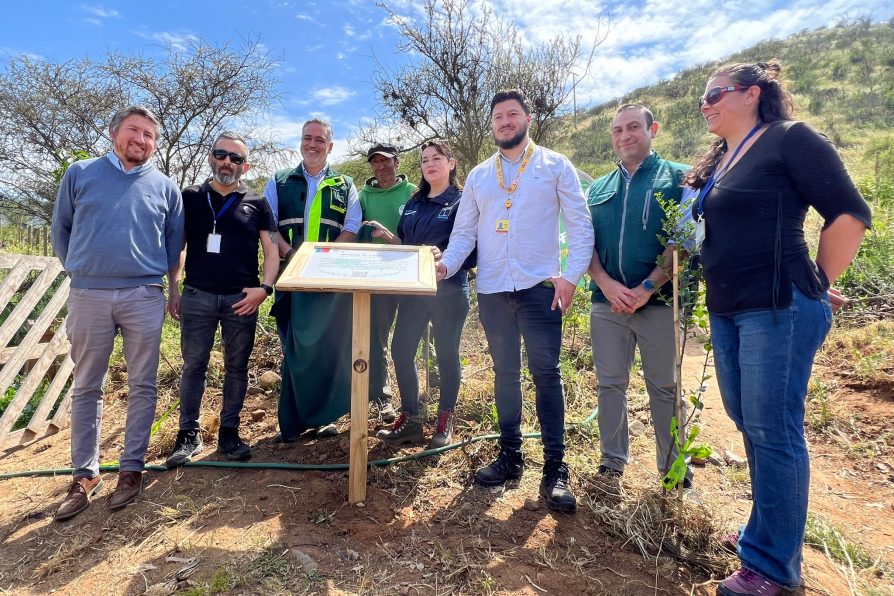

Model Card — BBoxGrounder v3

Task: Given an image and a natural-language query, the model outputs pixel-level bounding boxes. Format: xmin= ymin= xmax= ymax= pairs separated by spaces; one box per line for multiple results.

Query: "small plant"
xmin=655 ymin=193 xmax=714 ymax=494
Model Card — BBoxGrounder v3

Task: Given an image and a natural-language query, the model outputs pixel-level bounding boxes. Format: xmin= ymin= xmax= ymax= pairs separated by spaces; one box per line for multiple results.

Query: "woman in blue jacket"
xmin=365 ymin=139 xmax=472 ymax=448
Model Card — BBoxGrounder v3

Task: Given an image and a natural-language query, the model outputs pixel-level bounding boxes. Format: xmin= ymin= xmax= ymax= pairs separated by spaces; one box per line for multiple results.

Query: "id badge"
xmin=695 ymin=218 xmax=705 ymax=249
xmin=495 ymin=219 xmax=509 ymax=233
xmin=207 ymin=233 xmax=222 ymax=253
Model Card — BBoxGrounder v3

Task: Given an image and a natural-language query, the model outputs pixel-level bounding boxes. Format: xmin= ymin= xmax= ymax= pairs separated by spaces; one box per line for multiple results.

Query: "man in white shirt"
xmin=437 ymin=89 xmax=593 ymax=511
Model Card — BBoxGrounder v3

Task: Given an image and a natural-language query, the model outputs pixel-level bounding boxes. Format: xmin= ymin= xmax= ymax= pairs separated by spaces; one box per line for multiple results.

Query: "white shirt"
xmin=264 ymin=163 xmax=361 ymax=239
xmin=440 ymin=145 xmax=594 ymax=294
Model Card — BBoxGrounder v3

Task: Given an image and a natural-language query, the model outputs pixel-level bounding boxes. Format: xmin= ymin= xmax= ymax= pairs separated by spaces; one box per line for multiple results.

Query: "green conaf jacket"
xmin=587 ymin=151 xmax=690 ymax=304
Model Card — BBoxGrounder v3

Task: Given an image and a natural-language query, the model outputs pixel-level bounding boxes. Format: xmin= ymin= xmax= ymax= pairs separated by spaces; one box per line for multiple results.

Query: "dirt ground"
xmin=1 ymin=313 xmax=893 ymax=595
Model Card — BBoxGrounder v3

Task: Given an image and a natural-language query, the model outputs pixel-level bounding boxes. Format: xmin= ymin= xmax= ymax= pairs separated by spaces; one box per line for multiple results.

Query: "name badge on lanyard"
xmin=207 ymin=233 xmax=222 ymax=253
xmin=206 ymin=191 xmax=238 ymax=254
xmin=695 ymin=217 xmax=705 ymax=249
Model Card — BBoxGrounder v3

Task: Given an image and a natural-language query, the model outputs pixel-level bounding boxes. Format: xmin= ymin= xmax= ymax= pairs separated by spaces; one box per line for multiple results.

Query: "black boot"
xmin=217 ymin=426 xmax=251 ymax=461
xmin=474 ymin=446 xmax=524 ymax=486
xmin=540 ymin=459 xmax=576 ymax=512
xmin=165 ymin=429 xmax=204 ymax=467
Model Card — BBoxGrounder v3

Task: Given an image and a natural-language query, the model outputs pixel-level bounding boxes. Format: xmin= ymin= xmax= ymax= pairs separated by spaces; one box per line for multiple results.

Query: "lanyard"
xmin=496 ymin=142 xmax=535 ymax=209
xmin=696 ymin=124 xmax=762 ymax=220
xmin=206 ymin=191 xmax=239 ymax=233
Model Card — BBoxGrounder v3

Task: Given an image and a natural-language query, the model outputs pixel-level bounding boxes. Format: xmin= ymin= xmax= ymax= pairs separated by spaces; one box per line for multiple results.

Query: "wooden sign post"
xmin=276 ymin=242 xmax=437 ymax=503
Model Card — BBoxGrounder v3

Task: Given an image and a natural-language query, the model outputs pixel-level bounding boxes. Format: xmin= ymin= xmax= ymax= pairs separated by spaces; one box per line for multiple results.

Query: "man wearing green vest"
xmin=586 ymin=104 xmax=693 ymax=487
xmin=356 ymin=144 xmax=417 ymax=423
xmin=264 ymin=119 xmax=361 ymax=440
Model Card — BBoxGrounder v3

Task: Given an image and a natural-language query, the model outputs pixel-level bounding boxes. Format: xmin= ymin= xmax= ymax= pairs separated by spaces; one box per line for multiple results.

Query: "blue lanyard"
xmin=696 ymin=124 xmax=762 ymax=220
xmin=206 ymin=191 xmax=239 ymax=233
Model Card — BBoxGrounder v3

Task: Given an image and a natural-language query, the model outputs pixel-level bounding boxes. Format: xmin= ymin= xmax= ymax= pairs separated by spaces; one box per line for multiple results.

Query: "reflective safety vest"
xmin=274 ymin=165 xmax=353 ymax=247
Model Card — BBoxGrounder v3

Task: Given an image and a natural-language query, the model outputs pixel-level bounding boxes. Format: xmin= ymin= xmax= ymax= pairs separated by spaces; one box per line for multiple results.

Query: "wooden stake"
xmin=349 ymin=291 xmax=371 ymax=504
xmin=672 ymin=249 xmax=685 ymax=501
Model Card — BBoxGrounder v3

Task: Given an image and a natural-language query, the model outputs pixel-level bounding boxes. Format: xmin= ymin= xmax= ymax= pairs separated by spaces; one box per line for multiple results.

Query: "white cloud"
xmin=485 ymin=0 xmax=891 ymax=106
xmin=81 ymin=4 xmax=120 ymax=19
xmin=344 ymin=24 xmax=356 ymax=37
xmin=312 ymin=86 xmax=357 ymax=106
xmin=135 ymin=31 xmax=200 ymax=52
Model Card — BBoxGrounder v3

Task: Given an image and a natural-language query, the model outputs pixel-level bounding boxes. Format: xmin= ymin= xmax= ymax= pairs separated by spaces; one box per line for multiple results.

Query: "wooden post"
xmin=671 ymin=248 xmax=685 ymax=501
xmin=349 ymin=291 xmax=371 ymax=504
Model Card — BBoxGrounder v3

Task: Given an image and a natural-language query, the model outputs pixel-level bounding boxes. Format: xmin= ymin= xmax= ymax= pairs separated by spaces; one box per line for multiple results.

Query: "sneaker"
xmin=217 ymin=426 xmax=251 ymax=461
xmin=717 ymin=567 xmax=782 ymax=596
xmin=474 ymin=447 xmax=524 ymax=486
xmin=429 ymin=410 xmax=454 ymax=448
xmin=315 ymin=423 xmax=339 ymax=438
xmin=540 ymin=459 xmax=577 ymax=512
xmin=165 ymin=429 xmax=203 ymax=467
xmin=375 ymin=401 xmax=398 ymax=424
xmin=376 ymin=413 xmax=424 ymax=444
xmin=597 ymin=465 xmax=623 ymax=478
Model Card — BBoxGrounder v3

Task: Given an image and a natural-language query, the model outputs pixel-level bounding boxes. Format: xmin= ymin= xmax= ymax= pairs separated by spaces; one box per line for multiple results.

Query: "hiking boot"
xmin=109 ymin=471 xmax=143 ymax=510
xmin=316 ymin=423 xmax=339 ymax=438
xmin=540 ymin=459 xmax=577 ymax=512
xmin=717 ymin=568 xmax=783 ymax=596
xmin=597 ymin=464 xmax=623 ymax=478
xmin=54 ymin=476 xmax=104 ymax=521
xmin=217 ymin=426 xmax=251 ymax=460
xmin=376 ymin=413 xmax=424 ymax=444
xmin=429 ymin=410 xmax=454 ymax=448
xmin=165 ymin=429 xmax=203 ymax=467
xmin=372 ymin=400 xmax=397 ymax=424
xmin=474 ymin=447 xmax=524 ymax=486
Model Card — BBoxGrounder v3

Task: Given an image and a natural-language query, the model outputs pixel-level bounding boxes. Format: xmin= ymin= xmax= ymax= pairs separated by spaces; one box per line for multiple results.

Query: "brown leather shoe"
xmin=109 ymin=471 xmax=143 ymax=510
xmin=54 ymin=476 xmax=104 ymax=521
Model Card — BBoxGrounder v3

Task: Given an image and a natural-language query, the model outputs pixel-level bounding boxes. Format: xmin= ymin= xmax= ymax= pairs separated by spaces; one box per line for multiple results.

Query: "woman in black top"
xmin=686 ymin=61 xmax=870 ymax=596
xmin=365 ymin=140 xmax=472 ymax=448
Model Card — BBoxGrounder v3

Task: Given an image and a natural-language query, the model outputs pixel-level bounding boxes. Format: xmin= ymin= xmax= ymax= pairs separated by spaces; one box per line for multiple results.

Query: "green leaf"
xmin=662 ymin=454 xmax=689 ymax=491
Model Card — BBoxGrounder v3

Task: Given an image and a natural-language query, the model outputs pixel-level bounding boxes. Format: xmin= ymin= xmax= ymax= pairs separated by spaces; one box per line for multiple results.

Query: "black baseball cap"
xmin=367 ymin=144 xmax=398 ymax=161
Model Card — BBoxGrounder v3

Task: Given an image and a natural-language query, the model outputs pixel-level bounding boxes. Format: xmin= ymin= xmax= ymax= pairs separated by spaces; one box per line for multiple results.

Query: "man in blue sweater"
xmin=51 ymin=106 xmax=184 ymax=520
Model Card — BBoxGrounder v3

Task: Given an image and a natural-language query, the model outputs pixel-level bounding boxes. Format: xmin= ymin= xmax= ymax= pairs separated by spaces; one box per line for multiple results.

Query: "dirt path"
xmin=1 ymin=327 xmax=892 ymax=595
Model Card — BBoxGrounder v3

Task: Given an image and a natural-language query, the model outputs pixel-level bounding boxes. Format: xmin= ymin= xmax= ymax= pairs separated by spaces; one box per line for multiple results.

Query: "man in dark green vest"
xmin=264 ymin=119 xmax=361 ymax=440
xmin=586 ymin=104 xmax=693 ymax=487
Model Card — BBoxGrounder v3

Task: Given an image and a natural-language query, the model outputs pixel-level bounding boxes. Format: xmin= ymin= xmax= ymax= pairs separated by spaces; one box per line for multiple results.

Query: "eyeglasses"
xmin=211 ymin=149 xmax=246 ymax=165
xmin=699 ymin=85 xmax=749 ymax=108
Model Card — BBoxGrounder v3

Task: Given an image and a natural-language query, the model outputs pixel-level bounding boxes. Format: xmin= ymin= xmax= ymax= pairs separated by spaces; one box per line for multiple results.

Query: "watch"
xmin=260 ymin=284 xmax=273 ymax=296
xmin=641 ymin=279 xmax=656 ymax=292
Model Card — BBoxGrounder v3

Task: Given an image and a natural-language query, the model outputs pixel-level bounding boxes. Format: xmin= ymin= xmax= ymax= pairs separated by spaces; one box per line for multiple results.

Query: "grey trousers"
xmin=590 ymin=301 xmax=686 ymax=476
xmin=66 ymin=286 xmax=165 ymax=477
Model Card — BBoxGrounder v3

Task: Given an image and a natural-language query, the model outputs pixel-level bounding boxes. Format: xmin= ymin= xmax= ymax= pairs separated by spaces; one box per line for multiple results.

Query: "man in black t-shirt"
xmin=167 ymin=131 xmax=279 ymax=465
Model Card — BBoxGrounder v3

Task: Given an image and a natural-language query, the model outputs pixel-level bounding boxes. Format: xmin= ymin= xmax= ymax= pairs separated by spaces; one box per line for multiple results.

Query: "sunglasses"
xmin=211 ymin=149 xmax=246 ymax=165
xmin=699 ymin=85 xmax=749 ymax=108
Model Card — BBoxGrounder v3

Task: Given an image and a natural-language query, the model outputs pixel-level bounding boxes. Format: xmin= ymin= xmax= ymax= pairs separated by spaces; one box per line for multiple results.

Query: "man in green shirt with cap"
xmin=357 ymin=144 xmax=417 ymax=423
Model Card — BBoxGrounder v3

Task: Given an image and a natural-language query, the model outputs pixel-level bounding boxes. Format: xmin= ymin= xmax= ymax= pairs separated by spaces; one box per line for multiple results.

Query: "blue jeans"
xmin=179 ymin=286 xmax=258 ymax=430
xmin=392 ymin=273 xmax=469 ymax=415
xmin=710 ymin=285 xmax=832 ymax=589
xmin=478 ymin=284 xmax=565 ymax=461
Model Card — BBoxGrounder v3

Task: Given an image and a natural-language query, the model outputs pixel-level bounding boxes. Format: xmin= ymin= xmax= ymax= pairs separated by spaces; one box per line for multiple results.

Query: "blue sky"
xmin=3 ymin=0 xmax=892 ymax=161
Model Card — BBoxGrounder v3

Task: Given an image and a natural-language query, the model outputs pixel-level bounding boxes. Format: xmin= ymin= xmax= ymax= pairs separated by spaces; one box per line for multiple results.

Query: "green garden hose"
xmin=0 ymin=408 xmax=598 ymax=480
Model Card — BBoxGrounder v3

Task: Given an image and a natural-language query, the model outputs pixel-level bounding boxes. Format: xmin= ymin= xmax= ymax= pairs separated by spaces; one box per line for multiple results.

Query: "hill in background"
xmin=561 ymin=18 xmax=894 ymax=184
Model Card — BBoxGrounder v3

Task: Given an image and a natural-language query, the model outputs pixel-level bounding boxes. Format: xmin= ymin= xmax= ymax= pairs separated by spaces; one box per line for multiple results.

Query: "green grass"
xmin=805 ymin=512 xmax=885 ymax=573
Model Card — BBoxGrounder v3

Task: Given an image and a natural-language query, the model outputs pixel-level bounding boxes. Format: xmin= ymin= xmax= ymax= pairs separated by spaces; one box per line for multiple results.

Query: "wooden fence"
xmin=0 ymin=253 xmax=72 ymax=452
